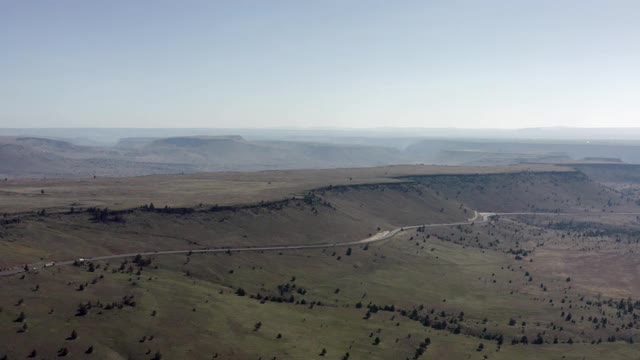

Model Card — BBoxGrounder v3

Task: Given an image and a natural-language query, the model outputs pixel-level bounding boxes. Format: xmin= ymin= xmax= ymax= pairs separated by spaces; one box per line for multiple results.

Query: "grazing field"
xmin=4 ymin=218 xmax=640 ymax=359
xmin=0 ymin=181 xmax=471 ymax=268
xmin=3 ymin=164 xmax=640 ymax=359
xmin=0 ymin=164 xmax=569 ymax=213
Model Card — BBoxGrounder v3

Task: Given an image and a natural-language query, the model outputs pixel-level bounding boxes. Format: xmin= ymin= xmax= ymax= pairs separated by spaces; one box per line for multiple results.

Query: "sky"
xmin=2 ymin=0 xmax=640 ymax=129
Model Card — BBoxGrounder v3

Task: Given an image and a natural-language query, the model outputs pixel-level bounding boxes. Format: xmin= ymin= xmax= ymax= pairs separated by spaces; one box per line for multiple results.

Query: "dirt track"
xmin=3 ymin=211 xmax=638 ymax=277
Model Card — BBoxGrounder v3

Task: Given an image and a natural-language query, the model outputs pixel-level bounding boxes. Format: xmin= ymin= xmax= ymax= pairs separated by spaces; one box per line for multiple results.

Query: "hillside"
xmin=0 ymin=182 xmax=471 ymax=268
xmin=3 ymin=166 xmax=640 ymax=359
xmin=409 ymin=171 xmax=635 ymax=213
xmin=0 ymin=164 xmax=570 ymax=212
xmin=572 ymin=163 xmax=640 ymax=187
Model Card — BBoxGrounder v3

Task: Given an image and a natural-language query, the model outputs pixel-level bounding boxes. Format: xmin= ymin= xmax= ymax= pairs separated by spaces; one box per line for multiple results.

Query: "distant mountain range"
xmin=3 ymin=127 xmax=640 ymax=145
xmin=0 ymin=135 xmax=403 ymax=178
xmin=1 ymin=129 xmax=640 ymax=178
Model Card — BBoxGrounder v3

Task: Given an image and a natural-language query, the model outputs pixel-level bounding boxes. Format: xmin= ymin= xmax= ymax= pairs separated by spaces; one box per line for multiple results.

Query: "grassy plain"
xmin=3 ymin=164 xmax=640 ymax=359
xmin=4 ymin=219 xmax=640 ymax=359
xmin=0 ymin=164 xmax=570 ymax=212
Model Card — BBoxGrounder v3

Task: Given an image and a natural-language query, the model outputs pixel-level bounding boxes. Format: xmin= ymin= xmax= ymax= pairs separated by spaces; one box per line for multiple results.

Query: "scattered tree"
xmin=15 ymin=311 xmax=25 ymax=323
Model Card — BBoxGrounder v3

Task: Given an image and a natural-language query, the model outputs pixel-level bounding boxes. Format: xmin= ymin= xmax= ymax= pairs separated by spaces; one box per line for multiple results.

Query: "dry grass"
xmin=0 ymin=164 xmax=571 ymax=213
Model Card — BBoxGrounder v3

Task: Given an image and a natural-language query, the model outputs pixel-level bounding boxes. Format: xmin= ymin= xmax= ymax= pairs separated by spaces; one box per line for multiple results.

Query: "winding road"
xmin=2 ymin=211 xmax=638 ymax=277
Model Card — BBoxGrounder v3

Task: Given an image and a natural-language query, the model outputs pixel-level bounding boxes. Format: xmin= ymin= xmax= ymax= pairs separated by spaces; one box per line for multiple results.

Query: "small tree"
xmin=15 ymin=311 xmax=26 ymax=322
xmin=19 ymin=323 xmax=28 ymax=333
xmin=533 ymin=334 xmax=544 ymax=345
xmin=76 ymin=303 xmax=88 ymax=317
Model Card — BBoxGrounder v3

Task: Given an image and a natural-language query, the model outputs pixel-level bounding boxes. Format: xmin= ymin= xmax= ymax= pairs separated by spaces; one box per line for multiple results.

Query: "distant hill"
xmin=405 ymin=139 xmax=640 ymax=164
xmin=4 ymin=133 xmax=640 ymax=179
xmin=133 ymin=136 xmax=405 ymax=172
xmin=0 ymin=135 xmax=405 ymax=178
xmin=431 ymin=150 xmax=571 ymax=166
xmin=0 ymin=137 xmax=196 ymax=178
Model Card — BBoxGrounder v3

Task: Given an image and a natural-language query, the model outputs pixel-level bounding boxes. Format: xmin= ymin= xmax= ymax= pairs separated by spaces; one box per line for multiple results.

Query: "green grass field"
xmin=3 ymin=165 xmax=640 ymax=359
xmin=0 ymin=164 xmax=570 ymax=212
xmin=4 ymin=218 xmax=640 ymax=359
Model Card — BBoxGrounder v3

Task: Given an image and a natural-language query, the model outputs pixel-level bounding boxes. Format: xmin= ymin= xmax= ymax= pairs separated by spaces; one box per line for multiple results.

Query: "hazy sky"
xmin=2 ymin=0 xmax=640 ymax=129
